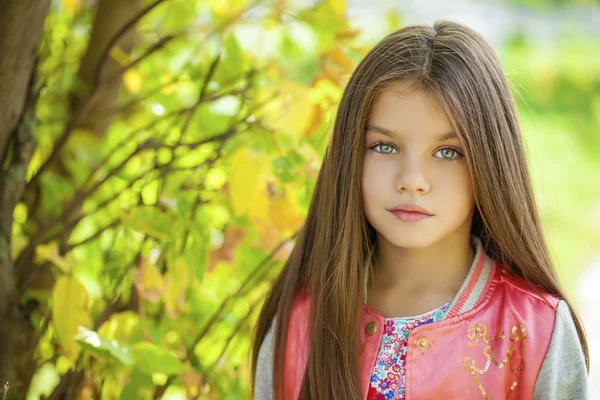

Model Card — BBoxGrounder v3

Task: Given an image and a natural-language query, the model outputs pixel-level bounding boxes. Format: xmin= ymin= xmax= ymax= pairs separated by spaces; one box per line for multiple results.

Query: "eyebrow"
xmin=366 ymin=124 xmax=458 ymax=141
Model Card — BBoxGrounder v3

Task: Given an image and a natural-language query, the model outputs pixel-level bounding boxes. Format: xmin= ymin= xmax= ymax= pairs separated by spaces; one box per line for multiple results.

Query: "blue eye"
xmin=434 ymin=147 xmax=463 ymax=161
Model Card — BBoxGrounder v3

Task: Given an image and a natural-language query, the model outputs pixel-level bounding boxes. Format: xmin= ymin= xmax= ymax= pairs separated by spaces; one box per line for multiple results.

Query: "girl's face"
xmin=361 ymin=82 xmax=475 ymax=248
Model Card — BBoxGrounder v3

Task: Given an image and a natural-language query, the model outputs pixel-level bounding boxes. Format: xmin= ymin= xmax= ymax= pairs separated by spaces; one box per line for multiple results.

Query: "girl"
xmin=251 ymin=20 xmax=590 ymax=400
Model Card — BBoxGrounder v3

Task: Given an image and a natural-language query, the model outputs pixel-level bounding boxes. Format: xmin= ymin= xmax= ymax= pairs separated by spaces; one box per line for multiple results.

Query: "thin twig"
xmin=24 ymin=0 xmax=169 ymax=194
xmin=152 ymin=230 xmax=300 ymax=399
xmin=112 ymin=34 xmax=176 ymax=79
xmin=93 ymin=0 xmax=169 ymax=89
xmin=209 ymin=295 xmax=264 ymax=370
xmin=65 ymin=219 xmax=121 ymax=252
xmin=15 ymin=116 xmax=253 ymax=283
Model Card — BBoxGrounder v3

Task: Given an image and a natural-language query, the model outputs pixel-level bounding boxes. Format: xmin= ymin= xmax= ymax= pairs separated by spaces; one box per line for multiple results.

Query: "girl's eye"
xmin=434 ymin=147 xmax=463 ymax=161
xmin=369 ymin=142 xmax=397 ymax=155
xmin=368 ymin=143 xmax=463 ymax=161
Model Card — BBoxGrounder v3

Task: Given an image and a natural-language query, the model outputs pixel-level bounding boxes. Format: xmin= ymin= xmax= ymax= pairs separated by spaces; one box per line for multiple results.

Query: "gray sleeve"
xmin=532 ymin=300 xmax=590 ymax=399
xmin=253 ymin=318 xmax=276 ymax=400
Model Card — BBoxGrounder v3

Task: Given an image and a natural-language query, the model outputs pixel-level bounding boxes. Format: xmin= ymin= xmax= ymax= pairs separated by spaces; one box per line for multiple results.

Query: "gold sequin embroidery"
xmin=462 ymin=322 xmax=528 ymax=399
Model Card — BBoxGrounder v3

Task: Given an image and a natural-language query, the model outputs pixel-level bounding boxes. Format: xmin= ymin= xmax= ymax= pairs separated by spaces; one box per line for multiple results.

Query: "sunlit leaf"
xmin=98 ymin=311 xmax=144 ymax=346
xmin=131 ymin=342 xmax=185 ymax=375
xmin=121 ymin=206 xmax=185 ymax=240
xmin=75 ymin=326 xmax=133 ymax=365
xmin=36 ymin=242 xmax=76 ymax=273
xmin=270 ymin=189 xmax=305 ymax=232
xmin=132 ymin=257 xmax=165 ymax=303
xmin=228 ymin=148 xmax=271 ymax=220
xmin=260 ymin=80 xmax=315 ymax=138
xmin=213 ymin=33 xmax=245 ymax=84
xmin=52 ymin=275 xmax=90 ymax=359
xmin=163 ymin=257 xmax=191 ymax=318
xmin=62 ymin=0 xmax=80 ymax=15
xmin=123 ymin=69 xmax=144 ymax=94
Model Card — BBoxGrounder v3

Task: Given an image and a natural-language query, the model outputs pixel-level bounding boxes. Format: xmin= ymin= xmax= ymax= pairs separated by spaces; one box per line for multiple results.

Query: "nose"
xmin=395 ymin=154 xmax=431 ymax=194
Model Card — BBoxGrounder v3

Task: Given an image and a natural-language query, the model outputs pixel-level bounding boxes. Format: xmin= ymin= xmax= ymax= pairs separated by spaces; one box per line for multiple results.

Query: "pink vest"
xmin=282 ymin=256 xmax=560 ymax=399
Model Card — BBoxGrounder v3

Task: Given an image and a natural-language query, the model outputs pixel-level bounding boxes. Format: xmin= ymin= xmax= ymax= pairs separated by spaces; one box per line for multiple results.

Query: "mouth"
xmin=387 ymin=203 xmax=433 ymax=223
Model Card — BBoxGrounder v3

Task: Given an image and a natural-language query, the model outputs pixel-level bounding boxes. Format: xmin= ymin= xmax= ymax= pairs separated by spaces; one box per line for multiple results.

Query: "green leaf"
xmin=186 ymin=223 xmax=209 ymax=281
xmin=187 ymin=102 xmax=232 ymax=140
xmin=75 ymin=326 xmax=133 ymax=365
xmin=119 ymin=368 xmax=154 ymax=400
xmin=131 ymin=342 xmax=185 ymax=375
xmin=213 ymin=33 xmax=245 ymax=84
xmin=98 ymin=311 xmax=144 ymax=345
xmin=120 ymin=205 xmax=185 ymax=240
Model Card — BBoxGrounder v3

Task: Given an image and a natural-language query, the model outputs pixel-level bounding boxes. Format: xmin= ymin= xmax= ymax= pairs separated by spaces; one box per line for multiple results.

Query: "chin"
xmin=378 ymin=227 xmax=441 ymax=249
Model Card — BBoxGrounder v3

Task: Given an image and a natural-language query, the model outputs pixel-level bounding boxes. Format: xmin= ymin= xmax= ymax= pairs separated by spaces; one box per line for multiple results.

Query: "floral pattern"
xmin=366 ymin=302 xmax=451 ymax=400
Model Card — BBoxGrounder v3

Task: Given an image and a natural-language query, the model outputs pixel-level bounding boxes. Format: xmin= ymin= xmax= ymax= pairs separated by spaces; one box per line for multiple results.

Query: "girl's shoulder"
xmin=493 ymin=265 xmax=561 ymax=310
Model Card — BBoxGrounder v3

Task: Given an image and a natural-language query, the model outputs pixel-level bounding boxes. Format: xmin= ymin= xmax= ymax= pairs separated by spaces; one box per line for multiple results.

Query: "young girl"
xmin=251 ymin=20 xmax=590 ymax=400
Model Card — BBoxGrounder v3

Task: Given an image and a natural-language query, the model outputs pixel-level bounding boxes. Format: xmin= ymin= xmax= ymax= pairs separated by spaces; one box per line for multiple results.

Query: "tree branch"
xmin=152 ymin=230 xmax=300 ymax=399
xmin=24 ymin=0 xmax=169 ymax=196
xmin=208 ymin=294 xmax=263 ymax=370
xmin=93 ymin=0 xmax=169 ymax=89
xmin=112 ymin=34 xmax=177 ymax=79
xmin=15 ymin=116 xmax=252 ymax=284
xmin=18 ymin=82 xmax=275 ymax=273
xmin=65 ymin=218 xmax=121 ymax=252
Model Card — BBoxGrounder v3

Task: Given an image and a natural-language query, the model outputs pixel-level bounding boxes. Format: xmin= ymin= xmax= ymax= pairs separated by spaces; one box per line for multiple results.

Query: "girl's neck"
xmin=367 ymin=233 xmax=475 ymax=312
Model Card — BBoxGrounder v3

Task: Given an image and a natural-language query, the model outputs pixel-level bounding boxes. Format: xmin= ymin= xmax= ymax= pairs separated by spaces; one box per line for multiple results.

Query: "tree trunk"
xmin=1 ymin=0 xmax=152 ymax=396
xmin=0 ymin=0 xmax=51 ymax=394
xmin=2 ymin=0 xmax=141 ymax=396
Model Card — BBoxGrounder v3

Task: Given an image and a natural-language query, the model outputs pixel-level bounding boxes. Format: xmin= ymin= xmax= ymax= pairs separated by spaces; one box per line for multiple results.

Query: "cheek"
xmin=435 ymin=166 xmax=474 ymax=207
xmin=362 ymin=159 xmax=386 ymax=196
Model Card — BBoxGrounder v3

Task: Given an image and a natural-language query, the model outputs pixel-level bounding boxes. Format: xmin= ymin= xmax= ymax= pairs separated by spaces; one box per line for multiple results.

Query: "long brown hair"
xmin=251 ymin=20 xmax=589 ymax=400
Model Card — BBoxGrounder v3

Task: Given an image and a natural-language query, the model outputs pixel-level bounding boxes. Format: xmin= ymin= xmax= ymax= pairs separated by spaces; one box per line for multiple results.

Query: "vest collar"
xmin=362 ymin=234 xmax=497 ymax=319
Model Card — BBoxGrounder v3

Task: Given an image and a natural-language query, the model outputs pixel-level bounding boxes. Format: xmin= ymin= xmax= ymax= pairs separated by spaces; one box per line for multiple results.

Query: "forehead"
xmin=366 ymin=82 xmax=452 ymax=138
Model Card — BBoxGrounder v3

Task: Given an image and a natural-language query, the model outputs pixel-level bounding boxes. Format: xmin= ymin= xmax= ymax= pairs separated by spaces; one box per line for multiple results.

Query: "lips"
xmin=387 ymin=203 xmax=432 ymax=215
xmin=387 ymin=203 xmax=433 ymax=223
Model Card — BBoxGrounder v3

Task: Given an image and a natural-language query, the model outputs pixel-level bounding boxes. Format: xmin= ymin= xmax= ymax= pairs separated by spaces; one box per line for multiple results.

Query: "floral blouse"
xmin=366 ymin=302 xmax=451 ymax=400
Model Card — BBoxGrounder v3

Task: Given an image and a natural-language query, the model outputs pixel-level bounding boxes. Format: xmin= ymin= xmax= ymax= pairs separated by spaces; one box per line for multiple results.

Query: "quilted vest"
xmin=282 ymin=238 xmax=560 ymax=400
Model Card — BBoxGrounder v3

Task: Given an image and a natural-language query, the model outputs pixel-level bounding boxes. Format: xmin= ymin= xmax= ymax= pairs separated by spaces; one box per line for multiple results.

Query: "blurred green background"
xmin=0 ymin=0 xmax=598 ymax=399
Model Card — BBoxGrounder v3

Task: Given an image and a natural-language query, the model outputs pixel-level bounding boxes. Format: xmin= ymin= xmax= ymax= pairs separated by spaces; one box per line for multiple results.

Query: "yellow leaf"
xmin=330 ymin=0 xmax=346 ymax=17
xmin=36 ymin=242 xmax=76 ymax=273
xmin=123 ymin=69 xmax=143 ymax=93
xmin=260 ymin=80 xmax=314 ymax=137
xmin=133 ymin=257 xmax=165 ymax=303
xmin=159 ymin=73 xmax=177 ymax=95
xmin=52 ymin=275 xmax=90 ymax=360
xmin=62 ymin=0 xmax=80 ymax=14
xmin=228 ymin=148 xmax=271 ymax=220
xmin=163 ymin=258 xmax=191 ymax=318
xmin=311 ymin=78 xmax=343 ymax=107
xmin=251 ymin=219 xmax=294 ymax=261
xmin=270 ymin=189 xmax=304 ymax=232
xmin=330 ymin=49 xmax=355 ymax=73
xmin=11 ymin=234 xmax=28 ymax=261
xmin=98 ymin=311 xmax=143 ymax=344
xmin=209 ymin=0 xmax=250 ymax=16
xmin=109 ymin=46 xmax=130 ymax=66
xmin=13 ymin=203 xmax=28 ymax=224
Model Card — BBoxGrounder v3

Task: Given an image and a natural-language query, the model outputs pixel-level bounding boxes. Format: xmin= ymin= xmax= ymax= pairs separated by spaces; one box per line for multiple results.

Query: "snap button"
xmin=365 ymin=321 xmax=377 ymax=336
xmin=417 ymin=338 xmax=429 ymax=349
